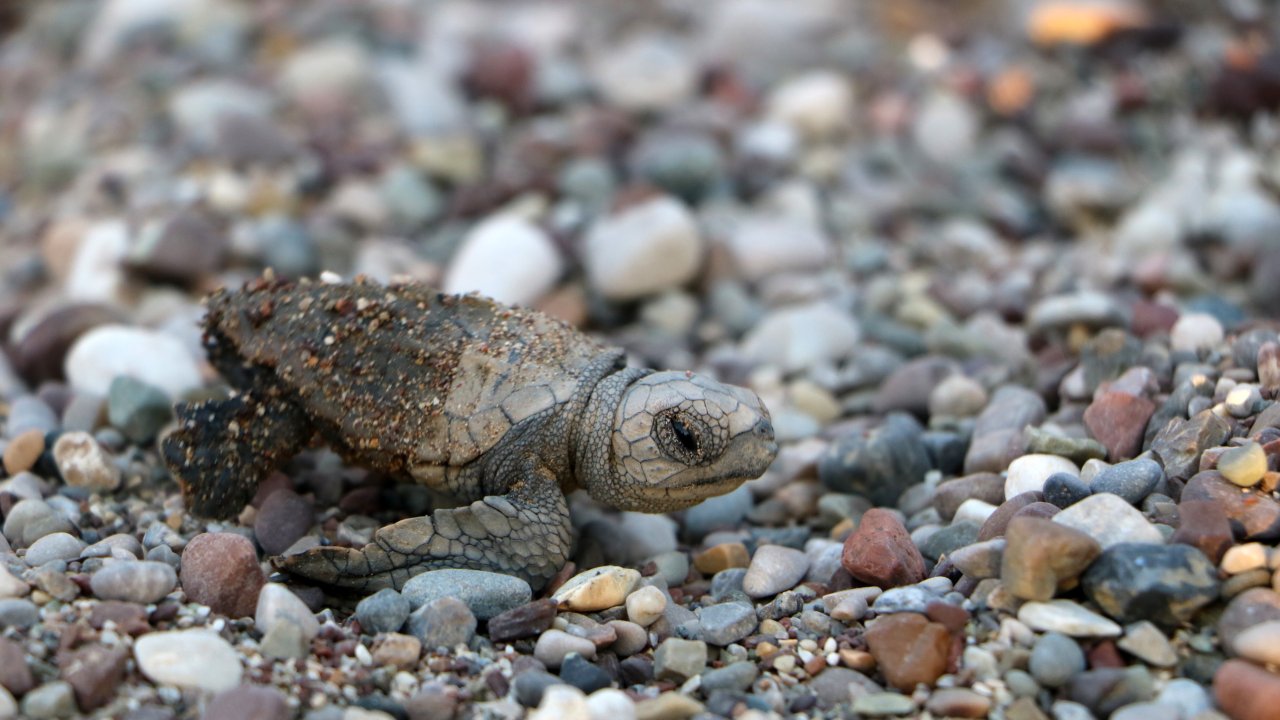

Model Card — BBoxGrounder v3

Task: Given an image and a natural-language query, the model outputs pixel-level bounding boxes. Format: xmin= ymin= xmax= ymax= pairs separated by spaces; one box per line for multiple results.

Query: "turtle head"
xmin=587 ymin=370 xmax=777 ymax=513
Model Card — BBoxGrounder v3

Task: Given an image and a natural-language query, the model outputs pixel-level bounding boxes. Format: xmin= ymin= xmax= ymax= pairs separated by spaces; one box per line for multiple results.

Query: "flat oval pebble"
xmin=23 ymin=532 xmax=85 ymax=567
xmin=1017 ymin=600 xmax=1122 ymax=637
xmin=402 ymin=569 xmax=532 ymax=620
xmin=89 ymin=561 xmax=177 ymax=603
xmin=551 ymin=566 xmax=640 ymax=612
xmin=533 ymin=629 xmax=596 ymax=669
xmin=133 ymin=629 xmax=243 ymax=692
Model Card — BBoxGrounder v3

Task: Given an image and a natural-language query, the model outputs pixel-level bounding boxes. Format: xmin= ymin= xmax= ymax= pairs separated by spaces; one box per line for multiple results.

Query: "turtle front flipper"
xmin=279 ymin=461 xmax=571 ymax=592
xmin=162 ymin=391 xmax=313 ymax=519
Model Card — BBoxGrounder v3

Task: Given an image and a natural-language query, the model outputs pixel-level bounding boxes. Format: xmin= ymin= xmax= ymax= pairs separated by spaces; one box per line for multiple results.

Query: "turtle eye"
xmin=670 ymin=416 xmax=698 ymax=453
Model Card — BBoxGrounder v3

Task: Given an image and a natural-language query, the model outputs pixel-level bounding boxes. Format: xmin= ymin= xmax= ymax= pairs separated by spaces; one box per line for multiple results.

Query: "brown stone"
xmin=693 ymin=543 xmax=750 ymax=574
xmin=1215 ymin=659 xmax=1280 ymax=720
xmin=0 ymin=636 xmax=34 ymax=696
xmin=863 ymin=612 xmax=950 ymax=691
xmin=1130 ymin=299 xmax=1178 ymax=338
xmin=925 ymin=599 xmax=969 ymax=634
xmin=1183 ymin=472 xmax=1280 ymax=541
xmin=841 ymin=508 xmax=926 ymax=589
xmin=88 ymin=601 xmax=151 ymax=636
xmin=487 ymin=599 xmax=558 ymax=643
xmin=1001 ymin=517 xmax=1101 ymax=601
xmin=60 ymin=643 xmax=128 ymax=711
xmin=1083 ymin=391 xmax=1156 ymax=461
xmin=179 ymin=532 xmax=265 ymax=618
xmin=2 ymin=429 xmax=44 ymax=475
xmin=253 ymin=489 xmax=314 ymax=556
xmin=977 ymin=492 xmax=1045 ymax=541
xmin=933 ymin=473 xmax=1005 ymax=521
xmin=203 ymin=684 xmax=290 ymax=720
xmin=925 ymin=687 xmax=992 ymax=718
xmin=1170 ymin=499 xmax=1233 ymax=564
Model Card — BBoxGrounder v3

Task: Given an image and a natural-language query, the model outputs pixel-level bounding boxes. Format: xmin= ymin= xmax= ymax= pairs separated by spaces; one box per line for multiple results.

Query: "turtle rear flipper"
xmin=162 ymin=392 xmax=312 ymax=519
xmin=278 ymin=460 xmax=571 ymax=591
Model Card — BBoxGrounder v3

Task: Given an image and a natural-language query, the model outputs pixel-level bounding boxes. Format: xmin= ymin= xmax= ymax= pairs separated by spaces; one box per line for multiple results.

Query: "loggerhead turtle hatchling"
xmin=162 ymin=273 xmax=777 ymax=591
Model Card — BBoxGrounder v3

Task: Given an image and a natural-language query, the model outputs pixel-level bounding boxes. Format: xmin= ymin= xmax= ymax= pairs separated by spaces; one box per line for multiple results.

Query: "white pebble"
xmin=443 ymin=215 xmax=563 ymax=307
xmin=583 ymin=196 xmax=702 ymax=300
xmin=586 ymin=688 xmax=636 ymax=720
xmin=1005 ymin=454 xmax=1079 ymax=500
xmin=1171 ymin=313 xmax=1224 ymax=353
xmin=133 ymin=629 xmax=243 ymax=692
xmin=65 ymin=325 xmax=202 ymax=398
xmin=765 ymin=70 xmax=854 ymax=139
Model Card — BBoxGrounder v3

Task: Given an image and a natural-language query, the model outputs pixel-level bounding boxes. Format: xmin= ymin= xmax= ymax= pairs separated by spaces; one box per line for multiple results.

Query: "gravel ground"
xmin=3 ymin=1 xmax=1280 ymax=719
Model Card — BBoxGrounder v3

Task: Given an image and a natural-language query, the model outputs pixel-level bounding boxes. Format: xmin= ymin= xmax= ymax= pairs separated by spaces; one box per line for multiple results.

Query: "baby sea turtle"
xmin=162 ymin=273 xmax=777 ymax=591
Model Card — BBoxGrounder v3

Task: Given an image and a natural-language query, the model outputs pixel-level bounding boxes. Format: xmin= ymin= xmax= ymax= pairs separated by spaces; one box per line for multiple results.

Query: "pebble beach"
xmin=3 ymin=1 xmax=1280 ymax=719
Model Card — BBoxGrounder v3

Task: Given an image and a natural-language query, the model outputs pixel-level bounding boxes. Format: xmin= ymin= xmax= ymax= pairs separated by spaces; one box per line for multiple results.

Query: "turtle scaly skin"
xmin=162 ymin=273 xmax=777 ymax=591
